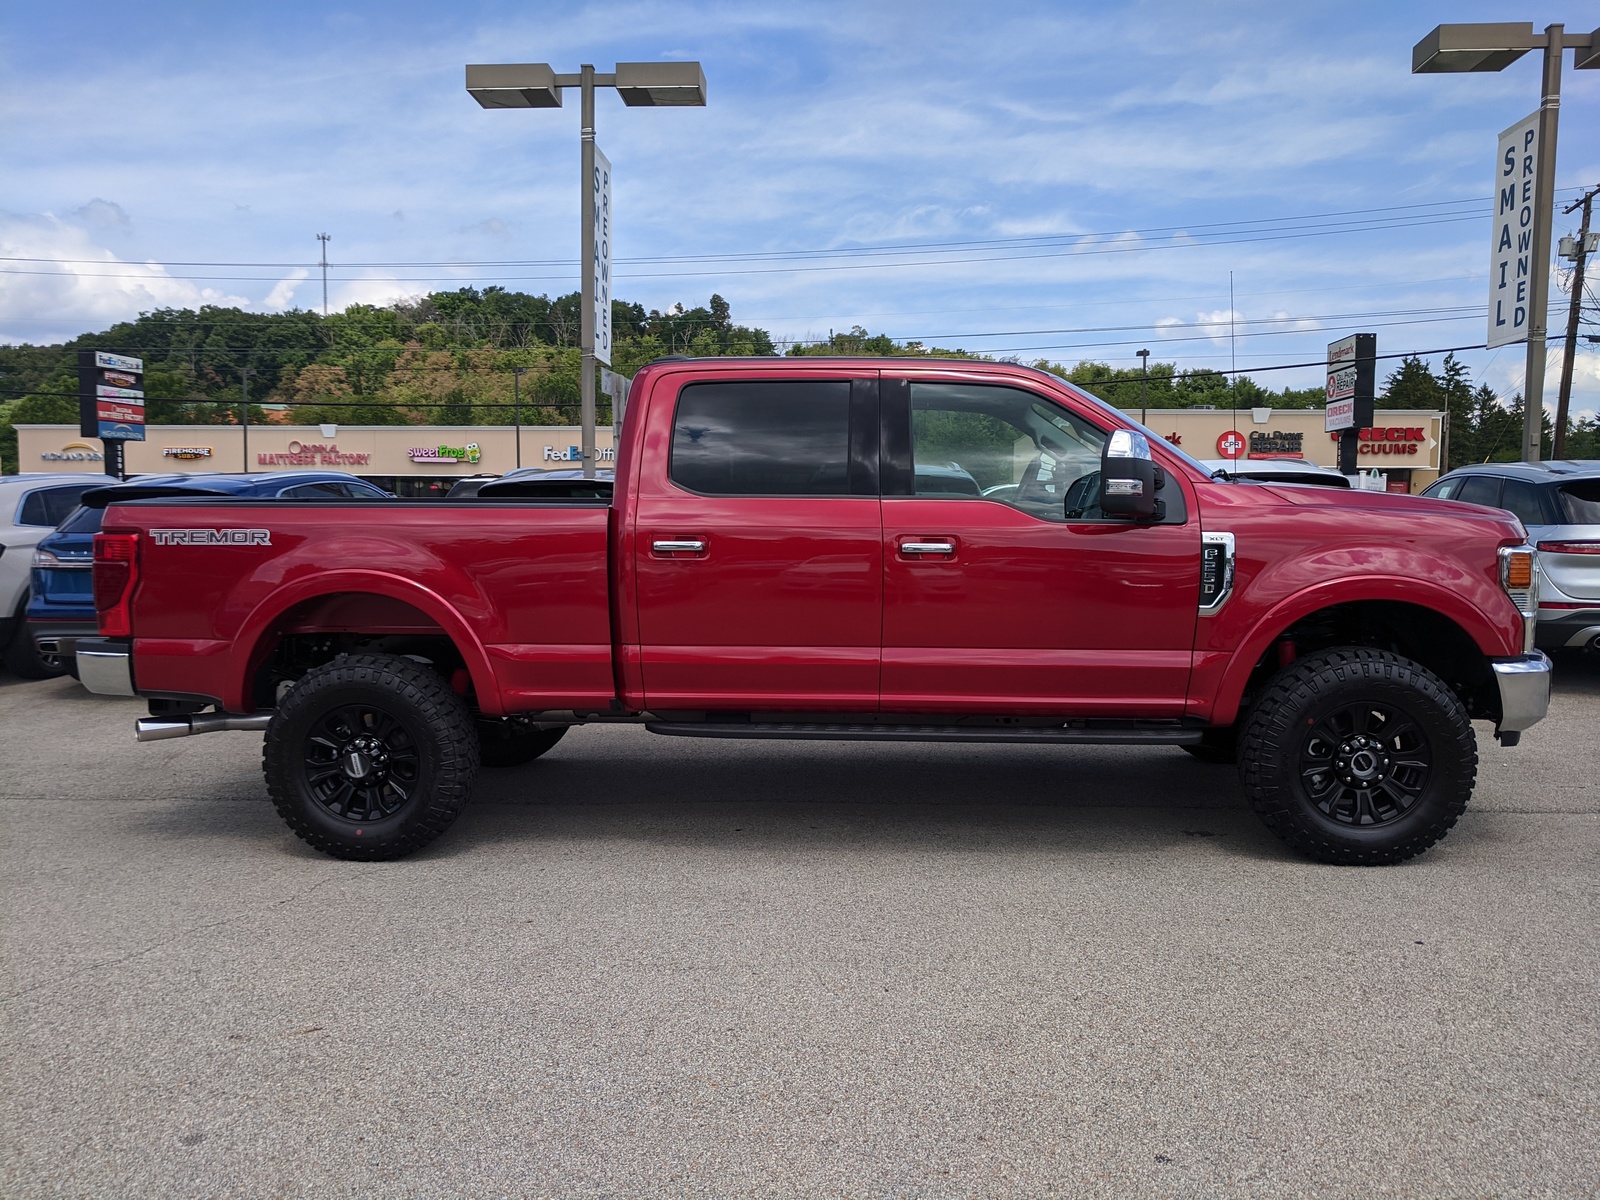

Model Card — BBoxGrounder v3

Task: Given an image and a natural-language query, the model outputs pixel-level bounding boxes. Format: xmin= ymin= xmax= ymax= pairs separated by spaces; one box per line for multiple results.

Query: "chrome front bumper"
xmin=1491 ymin=651 xmax=1552 ymax=737
xmin=75 ymin=638 xmax=136 ymax=697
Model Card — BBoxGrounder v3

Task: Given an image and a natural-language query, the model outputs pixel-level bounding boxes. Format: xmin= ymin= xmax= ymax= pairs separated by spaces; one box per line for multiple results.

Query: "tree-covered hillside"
xmin=2 ymin=290 xmax=1591 ymax=472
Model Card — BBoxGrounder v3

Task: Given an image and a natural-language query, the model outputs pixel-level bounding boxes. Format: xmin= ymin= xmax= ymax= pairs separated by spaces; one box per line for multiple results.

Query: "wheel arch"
xmin=233 ymin=572 xmax=504 ymax=716
xmin=1210 ymin=583 xmax=1504 ymax=727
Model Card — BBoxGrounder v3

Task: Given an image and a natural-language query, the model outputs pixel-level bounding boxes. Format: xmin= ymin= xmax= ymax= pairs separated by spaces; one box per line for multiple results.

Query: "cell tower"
xmin=316 ymin=233 xmax=330 ymax=315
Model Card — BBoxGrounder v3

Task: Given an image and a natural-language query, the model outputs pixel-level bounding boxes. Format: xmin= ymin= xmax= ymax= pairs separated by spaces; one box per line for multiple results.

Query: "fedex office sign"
xmin=1488 ymin=111 xmax=1539 ymax=350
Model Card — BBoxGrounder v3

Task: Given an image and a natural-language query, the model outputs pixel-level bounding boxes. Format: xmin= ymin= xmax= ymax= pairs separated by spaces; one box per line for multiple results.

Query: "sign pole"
xmin=578 ymin=64 xmax=597 ymax=481
xmin=1521 ymin=24 xmax=1565 ymax=463
xmin=78 ymin=349 xmax=145 ymax=482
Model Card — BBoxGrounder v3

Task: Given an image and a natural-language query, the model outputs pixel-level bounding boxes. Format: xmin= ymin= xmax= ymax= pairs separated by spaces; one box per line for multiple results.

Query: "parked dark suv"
xmin=1422 ymin=461 xmax=1600 ymax=653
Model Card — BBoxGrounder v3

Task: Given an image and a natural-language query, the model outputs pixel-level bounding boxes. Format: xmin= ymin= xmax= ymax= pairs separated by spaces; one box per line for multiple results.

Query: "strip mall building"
xmin=17 ymin=407 xmax=1447 ymax=494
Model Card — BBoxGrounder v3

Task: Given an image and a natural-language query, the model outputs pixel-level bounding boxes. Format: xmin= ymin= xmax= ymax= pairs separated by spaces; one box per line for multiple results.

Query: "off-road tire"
xmin=1182 ymin=725 xmax=1238 ymax=764
xmin=1239 ymin=646 xmax=1475 ymax=866
xmin=477 ymin=719 xmax=568 ymax=768
xmin=263 ymin=653 xmax=479 ymax=861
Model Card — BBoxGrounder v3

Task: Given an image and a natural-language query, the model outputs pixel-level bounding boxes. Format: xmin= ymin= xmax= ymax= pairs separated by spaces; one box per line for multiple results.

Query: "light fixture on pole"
xmin=1137 ymin=348 xmax=1150 ymax=426
xmin=1412 ymin=20 xmax=1598 ymax=462
xmin=466 ymin=60 xmax=707 ymax=478
xmin=511 ymin=366 xmax=527 ymax=469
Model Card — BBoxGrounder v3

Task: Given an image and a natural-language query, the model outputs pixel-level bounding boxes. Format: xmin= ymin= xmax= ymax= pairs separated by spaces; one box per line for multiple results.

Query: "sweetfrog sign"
xmin=408 ymin=443 xmax=482 ymax=464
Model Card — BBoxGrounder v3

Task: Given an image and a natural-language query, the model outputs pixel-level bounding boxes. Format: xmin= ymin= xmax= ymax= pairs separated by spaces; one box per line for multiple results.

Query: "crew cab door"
xmin=631 ymin=372 xmax=882 ymax=710
xmin=879 ymin=376 xmax=1200 ymax=715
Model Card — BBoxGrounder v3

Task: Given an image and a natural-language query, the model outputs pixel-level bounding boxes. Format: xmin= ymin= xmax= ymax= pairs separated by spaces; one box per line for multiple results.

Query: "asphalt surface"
xmin=2 ymin=659 xmax=1597 ymax=1198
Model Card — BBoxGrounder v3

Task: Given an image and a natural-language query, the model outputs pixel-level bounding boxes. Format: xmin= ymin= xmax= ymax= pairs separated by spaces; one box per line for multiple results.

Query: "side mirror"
xmin=1099 ymin=429 xmax=1158 ymax=520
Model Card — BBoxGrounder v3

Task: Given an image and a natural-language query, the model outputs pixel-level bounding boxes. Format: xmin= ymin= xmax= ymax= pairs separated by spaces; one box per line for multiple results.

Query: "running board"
xmin=645 ymin=721 xmax=1202 ymax=746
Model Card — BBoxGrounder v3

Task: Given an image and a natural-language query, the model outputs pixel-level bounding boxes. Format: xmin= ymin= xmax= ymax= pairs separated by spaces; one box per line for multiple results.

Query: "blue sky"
xmin=3 ymin=0 xmax=1597 ymax=416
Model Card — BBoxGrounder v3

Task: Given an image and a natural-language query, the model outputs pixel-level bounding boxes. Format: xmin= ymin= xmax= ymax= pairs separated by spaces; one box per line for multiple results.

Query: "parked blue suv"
xmin=27 ymin=471 xmax=392 ymax=673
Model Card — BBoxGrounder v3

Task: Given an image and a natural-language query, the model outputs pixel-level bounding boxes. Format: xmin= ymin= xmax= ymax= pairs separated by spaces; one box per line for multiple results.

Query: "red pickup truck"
xmin=77 ymin=358 xmax=1550 ymax=865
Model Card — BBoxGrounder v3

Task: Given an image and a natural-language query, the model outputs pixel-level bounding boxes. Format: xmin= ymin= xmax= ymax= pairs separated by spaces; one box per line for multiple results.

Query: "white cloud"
xmin=0 ymin=212 xmax=251 ymax=345
xmin=72 ymin=199 xmax=131 ymax=232
xmin=264 ymin=268 xmax=309 ymax=308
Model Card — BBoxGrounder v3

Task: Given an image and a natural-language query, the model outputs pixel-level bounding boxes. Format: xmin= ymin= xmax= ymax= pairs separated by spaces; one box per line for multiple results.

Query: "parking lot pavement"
xmin=2 ymin=661 xmax=1597 ymax=1199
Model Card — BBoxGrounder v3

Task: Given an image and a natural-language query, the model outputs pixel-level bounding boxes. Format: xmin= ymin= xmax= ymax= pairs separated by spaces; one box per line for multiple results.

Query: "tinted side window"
xmin=17 ymin=485 xmax=95 ymax=527
xmin=1454 ymin=476 xmax=1502 ymax=508
xmin=1499 ymin=479 xmax=1546 ymax=525
xmin=671 ymin=381 xmax=852 ymax=496
xmin=1424 ymin=478 xmax=1459 ymax=500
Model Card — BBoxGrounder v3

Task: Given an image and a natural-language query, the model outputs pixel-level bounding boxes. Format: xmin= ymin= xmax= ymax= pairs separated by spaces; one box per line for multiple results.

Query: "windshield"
xmin=58 ymin=505 xmax=105 ymax=535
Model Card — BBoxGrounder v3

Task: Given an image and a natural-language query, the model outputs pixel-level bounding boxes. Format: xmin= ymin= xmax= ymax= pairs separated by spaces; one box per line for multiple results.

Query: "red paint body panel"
xmin=110 ymin=357 xmax=1531 ymax=727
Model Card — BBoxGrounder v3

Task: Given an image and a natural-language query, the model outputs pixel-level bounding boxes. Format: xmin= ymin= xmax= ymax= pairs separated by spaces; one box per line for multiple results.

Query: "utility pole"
xmin=317 ymin=233 xmax=330 ymax=316
xmin=511 ymin=366 xmax=526 ymax=469
xmin=1554 ymin=183 xmax=1598 ymax=459
xmin=1137 ymin=348 xmax=1150 ymax=426
xmin=240 ymin=368 xmax=255 ymax=472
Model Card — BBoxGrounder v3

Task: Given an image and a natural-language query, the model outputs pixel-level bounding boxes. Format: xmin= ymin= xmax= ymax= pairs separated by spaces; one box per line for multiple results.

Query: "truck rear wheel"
xmin=263 ymin=653 xmax=479 ymax=861
xmin=477 ymin=719 xmax=567 ymax=768
xmin=1238 ymin=647 xmax=1475 ymax=865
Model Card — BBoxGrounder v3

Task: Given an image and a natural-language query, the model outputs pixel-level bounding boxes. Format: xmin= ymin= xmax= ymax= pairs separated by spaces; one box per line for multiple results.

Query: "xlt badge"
xmin=151 ymin=528 xmax=272 ymax=546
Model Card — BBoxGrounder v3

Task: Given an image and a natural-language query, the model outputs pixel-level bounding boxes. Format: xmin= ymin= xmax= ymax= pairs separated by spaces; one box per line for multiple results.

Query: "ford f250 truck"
xmin=75 ymin=358 xmax=1552 ymax=864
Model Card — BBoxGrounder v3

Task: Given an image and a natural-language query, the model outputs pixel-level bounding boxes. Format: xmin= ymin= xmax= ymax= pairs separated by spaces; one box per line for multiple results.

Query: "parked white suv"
xmin=0 ymin=474 xmax=120 ymax=677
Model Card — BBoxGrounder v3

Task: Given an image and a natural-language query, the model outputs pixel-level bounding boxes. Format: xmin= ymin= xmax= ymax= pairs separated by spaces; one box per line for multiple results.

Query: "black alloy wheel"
xmin=302 ymin=703 xmax=422 ymax=822
xmin=1239 ymin=646 xmax=1475 ymax=865
xmin=263 ymin=653 xmax=478 ymax=860
xmin=1298 ymin=701 xmax=1432 ymax=828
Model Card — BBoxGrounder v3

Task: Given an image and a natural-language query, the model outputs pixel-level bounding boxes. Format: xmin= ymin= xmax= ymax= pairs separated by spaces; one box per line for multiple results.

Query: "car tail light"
xmin=1536 ymin=540 xmax=1600 ymax=555
xmin=93 ymin=533 xmax=140 ymax=637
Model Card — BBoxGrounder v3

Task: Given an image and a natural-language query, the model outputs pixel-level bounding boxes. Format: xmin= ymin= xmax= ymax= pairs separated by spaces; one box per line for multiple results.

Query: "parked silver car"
xmin=0 ymin=473 xmax=121 ymax=677
xmin=1196 ymin=458 xmax=1352 ymax=488
xmin=1422 ymin=461 xmax=1600 ymax=653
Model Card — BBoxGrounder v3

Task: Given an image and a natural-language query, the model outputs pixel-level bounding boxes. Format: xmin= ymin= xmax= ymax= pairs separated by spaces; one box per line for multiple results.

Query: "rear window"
xmin=1558 ymin=480 xmax=1600 ymax=523
xmin=58 ymin=505 xmax=104 ymax=535
xmin=670 ymin=380 xmax=853 ymax=496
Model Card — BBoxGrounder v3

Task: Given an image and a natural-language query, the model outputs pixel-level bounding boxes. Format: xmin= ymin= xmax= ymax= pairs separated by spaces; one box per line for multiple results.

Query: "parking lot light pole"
xmin=466 ymin=60 xmax=707 ymax=478
xmin=1412 ymin=20 xmax=1599 ymax=462
xmin=240 ymin=368 xmax=254 ymax=473
xmin=511 ymin=366 xmax=526 ymax=468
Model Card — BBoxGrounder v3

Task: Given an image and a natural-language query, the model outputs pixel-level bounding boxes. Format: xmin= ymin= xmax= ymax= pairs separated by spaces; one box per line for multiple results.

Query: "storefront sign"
xmin=1327 ymin=427 xmax=1427 ymax=455
xmin=40 ymin=443 xmax=105 ymax=462
xmin=1216 ymin=430 xmax=1246 ymax=459
xmin=1247 ymin=430 xmax=1304 ymax=460
xmin=407 ymin=443 xmax=481 ymax=464
xmin=543 ymin=445 xmax=618 ymax=463
xmin=259 ymin=440 xmax=373 ymax=467
xmin=163 ymin=446 xmax=214 ymax=461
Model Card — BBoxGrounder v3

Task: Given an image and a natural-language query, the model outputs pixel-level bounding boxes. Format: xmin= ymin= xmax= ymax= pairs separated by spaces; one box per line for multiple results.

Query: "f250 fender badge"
xmin=151 ymin=528 xmax=272 ymax=546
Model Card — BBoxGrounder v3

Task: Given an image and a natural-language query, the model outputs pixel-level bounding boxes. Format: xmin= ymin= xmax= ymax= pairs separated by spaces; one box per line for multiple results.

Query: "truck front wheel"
xmin=1239 ymin=647 xmax=1476 ymax=865
xmin=263 ymin=653 xmax=479 ymax=861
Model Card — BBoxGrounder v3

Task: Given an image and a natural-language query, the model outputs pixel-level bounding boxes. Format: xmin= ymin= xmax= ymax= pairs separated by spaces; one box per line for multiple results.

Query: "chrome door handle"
xmin=652 ymin=539 xmax=706 ymax=553
xmin=901 ymin=541 xmax=954 ymax=554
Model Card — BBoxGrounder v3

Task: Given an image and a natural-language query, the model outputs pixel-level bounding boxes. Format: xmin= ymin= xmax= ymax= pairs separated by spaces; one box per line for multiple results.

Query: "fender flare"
xmin=1208 ymin=574 xmax=1506 ymax=725
xmin=232 ymin=570 xmax=504 ymax=716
